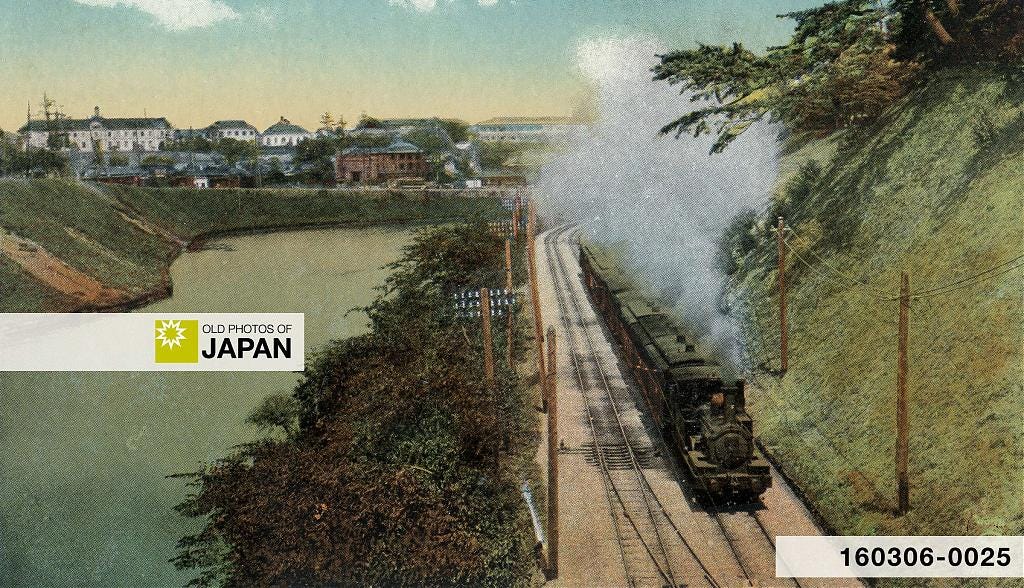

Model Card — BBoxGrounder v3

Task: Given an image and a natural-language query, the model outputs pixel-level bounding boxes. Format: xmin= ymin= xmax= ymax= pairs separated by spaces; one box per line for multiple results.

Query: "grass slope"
xmin=0 ymin=181 xmax=504 ymax=312
xmin=733 ymin=67 xmax=1024 ymax=549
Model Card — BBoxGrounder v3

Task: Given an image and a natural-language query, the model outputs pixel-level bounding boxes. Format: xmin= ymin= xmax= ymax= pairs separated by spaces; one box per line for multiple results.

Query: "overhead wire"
xmin=780 ymin=233 xmax=896 ymax=300
xmin=780 ymin=221 xmax=1024 ymax=302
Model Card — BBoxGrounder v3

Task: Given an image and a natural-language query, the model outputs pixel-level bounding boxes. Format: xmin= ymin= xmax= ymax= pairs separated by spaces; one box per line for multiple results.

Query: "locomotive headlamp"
xmin=711 ymin=392 xmax=725 ymax=407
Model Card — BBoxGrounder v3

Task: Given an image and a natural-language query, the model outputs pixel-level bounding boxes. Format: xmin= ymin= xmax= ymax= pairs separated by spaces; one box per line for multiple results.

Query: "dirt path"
xmin=0 ymin=230 xmax=127 ymax=305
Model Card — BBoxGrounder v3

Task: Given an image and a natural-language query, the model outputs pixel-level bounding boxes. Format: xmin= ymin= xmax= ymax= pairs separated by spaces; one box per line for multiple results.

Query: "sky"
xmin=0 ymin=0 xmax=823 ymax=132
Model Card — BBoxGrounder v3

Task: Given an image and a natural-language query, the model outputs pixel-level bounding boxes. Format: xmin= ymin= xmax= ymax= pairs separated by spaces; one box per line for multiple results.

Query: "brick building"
xmin=335 ymin=140 xmax=429 ymax=184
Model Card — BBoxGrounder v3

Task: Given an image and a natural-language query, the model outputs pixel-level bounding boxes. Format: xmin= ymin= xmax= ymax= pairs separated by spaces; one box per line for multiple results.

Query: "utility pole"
xmin=777 ymin=216 xmax=789 ymax=373
xmin=512 ymin=201 xmax=521 ymax=241
xmin=545 ymin=325 xmax=558 ymax=579
xmin=505 ymin=238 xmax=514 ymax=292
xmin=896 ymin=272 xmax=910 ymax=515
xmin=481 ymin=287 xmax=495 ymax=390
xmin=527 ymin=200 xmax=548 ymax=410
xmin=505 ymin=238 xmax=515 ymax=367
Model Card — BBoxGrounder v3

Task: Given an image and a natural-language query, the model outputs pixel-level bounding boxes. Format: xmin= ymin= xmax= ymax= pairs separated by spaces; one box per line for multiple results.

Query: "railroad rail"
xmin=542 ymin=223 xmax=814 ymax=588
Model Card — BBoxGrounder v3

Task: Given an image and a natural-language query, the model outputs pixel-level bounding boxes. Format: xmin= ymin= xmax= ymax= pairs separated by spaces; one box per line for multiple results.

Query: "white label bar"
xmin=0 ymin=313 xmax=304 ymax=371
xmin=777 ymin=536 xmax=1024 ymax=578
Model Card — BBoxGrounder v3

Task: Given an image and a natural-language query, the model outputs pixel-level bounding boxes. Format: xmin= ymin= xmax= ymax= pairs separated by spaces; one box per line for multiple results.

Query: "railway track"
xmin=542 ymin=224 xmax=812 ymax=588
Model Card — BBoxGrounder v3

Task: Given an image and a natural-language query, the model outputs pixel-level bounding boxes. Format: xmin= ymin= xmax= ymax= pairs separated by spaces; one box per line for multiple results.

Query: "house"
xmin=82 ymin=163 xmax=148 ymax=186
xmin=261 ymin=117 xmax=311 ymax=147
xmin=20 ymin=106 xmax=173 ymax=152
xmin=469 ymin=116 xmax=585 ymax=143
xmin=206 ymin=120 xmax=259 ymax=142
xmin=335 ymin=140 xmax=429 ymax=184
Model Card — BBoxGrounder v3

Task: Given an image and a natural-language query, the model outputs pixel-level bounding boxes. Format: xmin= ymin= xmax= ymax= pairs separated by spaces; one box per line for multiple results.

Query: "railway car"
xmin=579 ymin=242 xmax=771 ymax=502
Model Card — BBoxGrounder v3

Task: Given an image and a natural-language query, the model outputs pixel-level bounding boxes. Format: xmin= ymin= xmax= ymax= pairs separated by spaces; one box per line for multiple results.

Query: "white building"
xmin=206 ymin=120 xmax=259 ymax=142
xmin=261 ymin=117 xmax=312 ymax=147
xmin=19 ymin=106 xmax=173 ymax=152
xmin=469 ymin=116 xmax=586 ymax=143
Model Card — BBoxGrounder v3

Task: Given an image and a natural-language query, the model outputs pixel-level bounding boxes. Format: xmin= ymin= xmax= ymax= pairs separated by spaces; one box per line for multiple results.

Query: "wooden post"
xmin=896 ymin=272 xmax=910 ymax=515
xmin=777 ymin=216 xmax=788 ymax=373
xmin=527 ymin=203 xmax=548 ymax=410
xmin=505 ymin=239 xmax=515 ymax=367
xmin=480 ymin=287 xmax=496 ymax=389
xmin=545 ymin=325 xmax=558 ymax=578
xmin=505 ymin=239 xmax=513 ymax=292
xmin=512 ymin=202 xmax=520 ymax=241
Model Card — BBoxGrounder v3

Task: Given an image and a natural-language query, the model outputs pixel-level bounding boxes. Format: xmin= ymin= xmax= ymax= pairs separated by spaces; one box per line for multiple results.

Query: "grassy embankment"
xmin=728 ymin=67 xmax=1023 ymax=550
xmin=172 ymin=223 xmax=543 ymax=586
xmin=0 ymin=179 xmax=504 ymax=311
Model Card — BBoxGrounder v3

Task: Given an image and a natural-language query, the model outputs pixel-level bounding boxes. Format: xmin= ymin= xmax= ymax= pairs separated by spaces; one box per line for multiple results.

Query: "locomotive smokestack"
xmin=724 ymin=392 xmax=736 ymax=423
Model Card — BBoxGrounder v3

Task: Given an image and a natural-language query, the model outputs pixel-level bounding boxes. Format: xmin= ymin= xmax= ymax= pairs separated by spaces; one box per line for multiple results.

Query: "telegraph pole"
xmin=513 ymin=200 xmax=521 ymax=241
xmin=527 ymin=200 xmax=548 ymax=410
xmin=505 ymin=238 xmax=514 ymax=291
xmin=545 ymin=325 xmax=558 ymax=578
xmin=777 ymin=216 xmax=789 ymax=373
xmin=896 ymin=272 xmax=910 ymax=515
xmin=480 ymin=287 xmax=495 ymax=390
xmin=505 ymin=239 xmax=515 ymax=367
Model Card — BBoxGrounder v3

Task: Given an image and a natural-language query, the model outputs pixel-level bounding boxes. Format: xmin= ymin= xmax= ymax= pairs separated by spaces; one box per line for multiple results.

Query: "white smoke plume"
xmin=536 ymin=35 xmax=779 ymax=375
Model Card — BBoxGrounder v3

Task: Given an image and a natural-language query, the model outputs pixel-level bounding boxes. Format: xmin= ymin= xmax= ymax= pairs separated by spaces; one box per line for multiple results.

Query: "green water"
xmin=0 ymin=227 xmax=412 ymax=588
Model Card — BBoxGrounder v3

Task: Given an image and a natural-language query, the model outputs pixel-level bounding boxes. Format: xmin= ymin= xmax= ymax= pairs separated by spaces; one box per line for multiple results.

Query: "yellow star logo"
xmin=154 ymin=319 xmax=199 ymax=363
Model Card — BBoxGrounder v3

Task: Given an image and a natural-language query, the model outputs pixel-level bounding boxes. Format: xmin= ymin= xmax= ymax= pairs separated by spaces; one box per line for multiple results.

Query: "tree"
xmin=654 ymin=0 xmax=1021 ymax=153
xmin=404 ymin=129 xmax=451 ymax=155
xmin=39 ymin=93 xmax=70 ymax=151
xmin=28 ymin=148 xmax=67 ymax=177
xmin=319 ymin=111 xmax=336 ymax=131
xmin=246 ymin=393 xmax=300 ymax=438
xmin=478 ymin=141 xmax=530 ymax=170
xmin=213 ymin=138 xmax=259 ymax=166
xmin=294 ymin=136 xmax=339 ymax=183
xmin=319 ymin=112 xmax=346 ymax=135
xmin=142 ymin=154 xmax=175 ymax=167
xmin=891 ymin=0 xmax=1024 ymax=60
xmin=356 ymin=114 xmax=384 ymax=129
xmin=438 ymin=119 xmax=470 ymax=144
xmin=654 ymin=1 xmax=919 ymax=151
xmin=266 ymin=157 xmax=286 ymax=184
xmin=172 ymin=223 xmax=535 ymax=587
xmin=164 ymin=136 xmax=214 ymax=153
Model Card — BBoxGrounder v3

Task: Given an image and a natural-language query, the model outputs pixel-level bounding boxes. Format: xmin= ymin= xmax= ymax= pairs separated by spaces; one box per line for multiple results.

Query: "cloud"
xmin=388 ymin=0 xmax=438 ymax=11
xmin=388 ymin=0 xmax=499 ymax=11
xmin=71 ymin=0 xmax=239 ymax=31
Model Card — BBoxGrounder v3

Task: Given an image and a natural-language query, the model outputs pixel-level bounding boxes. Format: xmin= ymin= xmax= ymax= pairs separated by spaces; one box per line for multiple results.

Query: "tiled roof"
xmin=263 ymin=119 xmax=310 ymax=135
xmin=474 ymin=116 xmax=577 ymax=126
xmin=341 ymin=140 xmax=424 ymax=155
xmin=208 ymin=120 xmax=257 ymax=130
xmin=18 ymin=116 xmax=172 ymax=133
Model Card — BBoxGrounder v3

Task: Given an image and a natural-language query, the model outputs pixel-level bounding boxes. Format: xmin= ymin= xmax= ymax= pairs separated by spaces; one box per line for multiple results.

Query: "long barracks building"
xmin=19 ymin=106 xmax=173 ymax=152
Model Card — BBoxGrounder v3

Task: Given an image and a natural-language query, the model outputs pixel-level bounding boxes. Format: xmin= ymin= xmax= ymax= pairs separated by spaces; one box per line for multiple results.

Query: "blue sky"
xmin=0 ymin=0 xmax=823 ymax=131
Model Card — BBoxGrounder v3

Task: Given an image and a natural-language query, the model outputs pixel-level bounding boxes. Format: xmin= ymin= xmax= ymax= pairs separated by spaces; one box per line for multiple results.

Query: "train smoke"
xmin=535 ymin=36 xmax=779 ymax=376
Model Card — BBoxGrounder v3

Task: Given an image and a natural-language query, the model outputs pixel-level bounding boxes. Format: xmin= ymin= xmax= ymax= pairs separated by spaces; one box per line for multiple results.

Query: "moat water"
xmin=0 ymin=227 xmax=412 ymax=587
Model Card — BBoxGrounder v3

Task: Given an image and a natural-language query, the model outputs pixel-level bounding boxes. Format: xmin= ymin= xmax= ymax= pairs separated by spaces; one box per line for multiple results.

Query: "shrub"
xmin=173 ymin=223 xmax=536 ymax=587
xmin=716 ymin=208 xmax=759 ymax=275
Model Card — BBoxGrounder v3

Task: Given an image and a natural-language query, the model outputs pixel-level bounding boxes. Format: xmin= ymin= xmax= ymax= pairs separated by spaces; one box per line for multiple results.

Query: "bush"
xmin=774 ymin=160 xmax=822 ymax=222
xmin=716 ymin=208 xmax=759 ymax=275
xmin=173 ymin=223 xmax=537 ymax=587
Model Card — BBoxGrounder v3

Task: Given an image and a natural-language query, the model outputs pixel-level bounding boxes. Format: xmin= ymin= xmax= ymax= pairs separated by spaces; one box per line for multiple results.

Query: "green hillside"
xmin=0 ymin=180 xmax=504 ymax=311
xmin=731 ymin=67 xmax=1023 ymax=549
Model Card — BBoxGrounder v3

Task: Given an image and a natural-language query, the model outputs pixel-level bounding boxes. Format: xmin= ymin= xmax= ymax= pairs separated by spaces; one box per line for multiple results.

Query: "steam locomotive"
xmin=579 ymin=243 xmax=771 ymax=502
